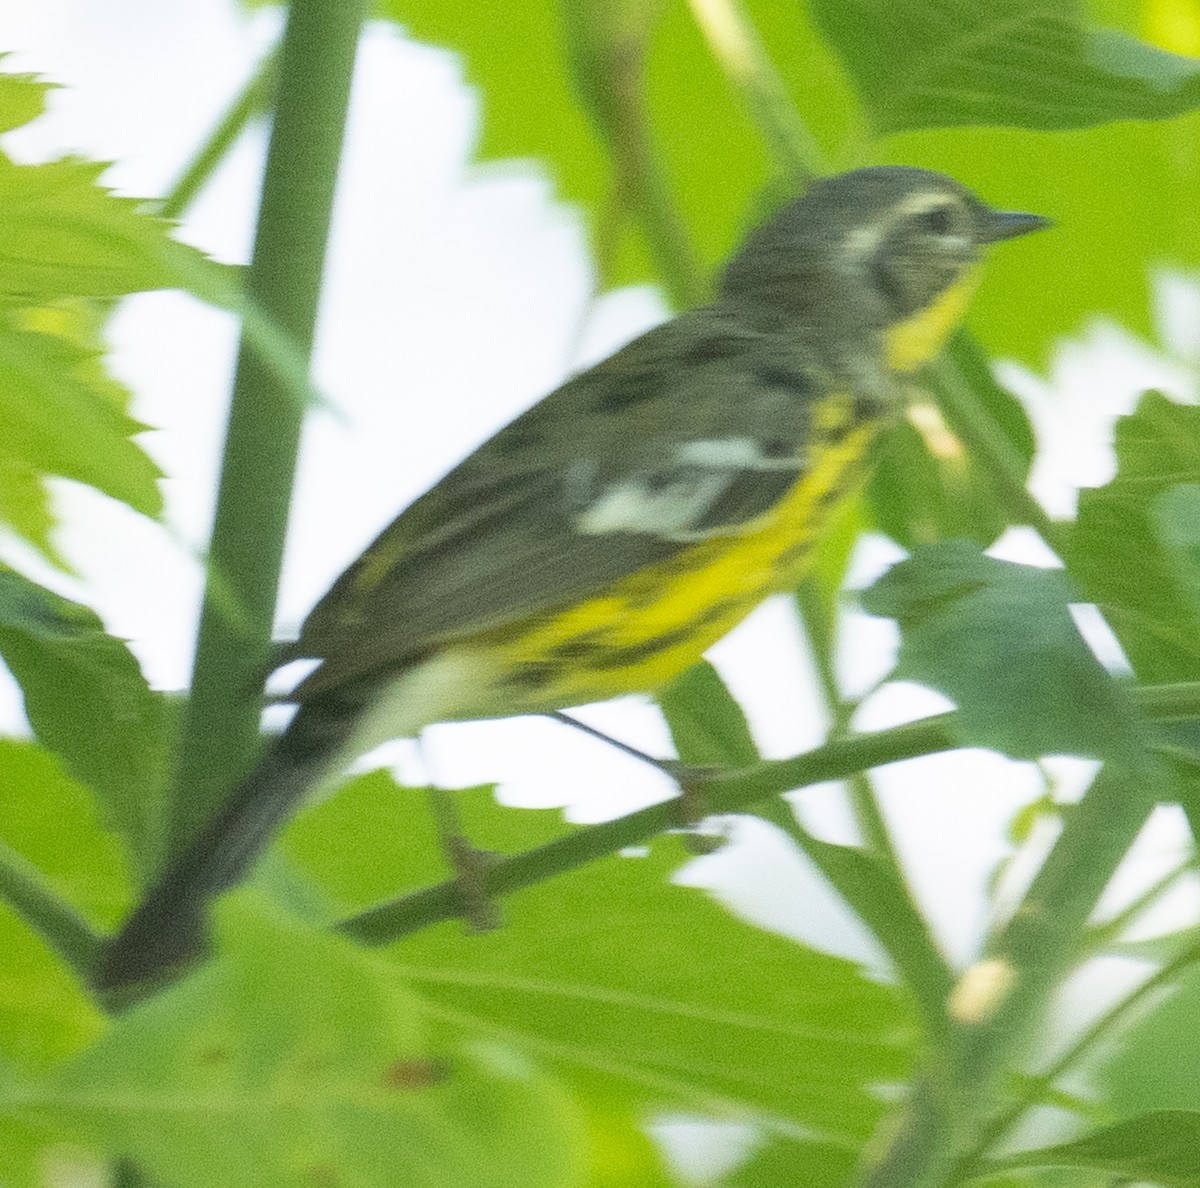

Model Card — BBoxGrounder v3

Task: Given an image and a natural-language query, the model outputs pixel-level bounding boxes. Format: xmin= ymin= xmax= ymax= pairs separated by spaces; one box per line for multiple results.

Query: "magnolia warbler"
xmin=100 ymin=165 xmax=1047 ymax=988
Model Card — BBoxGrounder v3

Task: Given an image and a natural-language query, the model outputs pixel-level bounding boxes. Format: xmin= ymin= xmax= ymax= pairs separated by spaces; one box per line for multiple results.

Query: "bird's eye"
xmin=918 ymin=205 xmax=955 ymax=235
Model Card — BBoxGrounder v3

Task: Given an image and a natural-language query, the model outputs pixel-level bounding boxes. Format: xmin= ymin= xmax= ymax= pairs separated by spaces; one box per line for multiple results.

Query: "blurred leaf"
xmin=1095 ymin=962 xmax=1200 ymax=1114
xmin=284 ymin=770 xmax=570 ymax=916
xmin=721 ymin=1134 xmax=856 ymax=1187
xmin=0 ymin=454 xmax=58 ymax=566
xmin=869 ymin=335 xmax=1037 ymax=549
xmin=0 ymin=304 xmax=163 ymax=537
xmin=992 ymin=1110 xmax=1200 ymax=1184
xmin=862 ymin=540 xmax=1141 ymax=759
xmin=1070 ymin=391 xmax=1200 ymax=684
xmin=753 ymin=797 xmax=954 ymax=1026
xmin=576 ymin=1098 xmax=676 ymax=1188
xmin=380 ymin=0 xmax=859 ymax=293
xmin=795 ymin=487 xmax=868 ymax=672
xmin=863 ymin=1 xmax=1200 ymax=363
xmin=11 ymin=897 xmax=583 ymax=1188
xmin=382 ymin=0 xmax=620 ymax=254
xmin=377 ymin=0 xmax=1200 ymax=372
xmin=659 ymin=661 xmax=760 ymax=769
xmin=812 ymin=0 xmax=1200 ymax=135
xmin=0 ymin=566 xmax=171 ymax=875
xmin=290 ymin=781 xmax=915 ymax=1145
xmin=0 ymin=153 xmax=208 ymax=302
xmin=0 ymin=62 xmax=50 ymax=134
xmin=0 ymin=739 xmax=129 ymax=931
xmin=1154 ymin=482 xmax=1200 ymax=620
xmin=0 ymin=906 xmax=104 ymax=1084
xmin=0 ymin=1101 xmax=85 ymax=1188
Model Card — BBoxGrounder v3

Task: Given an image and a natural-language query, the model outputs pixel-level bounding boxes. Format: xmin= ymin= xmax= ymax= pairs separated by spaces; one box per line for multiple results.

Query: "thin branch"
xmin=561 ymin=1 xmax=706 ymax=308
xmin=0 ymin=838 xmax=103 ymax=978
xmin=339 ymin=680 xmax=1200 ymax=950
xmin=957 ymin=938 xmax=1200 ymax=1178
xmin=160 ymin=48 xmax=279 ymax=221
xmin=686 ymin=0 xmax=826 ymax=184
xmin=794 ymin=583 xmax=902 ymax=867
xmin=1082 ymin=854 xmax=1197 ymax=957
xmin=337 ymin=713 xmax=961 ymax=945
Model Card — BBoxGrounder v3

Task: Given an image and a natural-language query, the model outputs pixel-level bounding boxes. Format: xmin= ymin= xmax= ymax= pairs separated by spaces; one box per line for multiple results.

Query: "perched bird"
xmin=99 ymin=165 xmax=1048 ymax=990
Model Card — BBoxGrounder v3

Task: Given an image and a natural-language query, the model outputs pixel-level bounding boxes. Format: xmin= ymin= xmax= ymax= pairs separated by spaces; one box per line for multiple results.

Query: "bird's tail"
xmin=97 ymin=694 xmax=362 ymax=992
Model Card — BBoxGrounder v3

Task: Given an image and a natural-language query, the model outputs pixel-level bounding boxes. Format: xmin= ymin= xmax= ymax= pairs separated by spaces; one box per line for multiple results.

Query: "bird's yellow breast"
xmin=885 ymin=267 xmax=980 ymax=373
xmin=465 ymin=409 xmax=880 ymax=712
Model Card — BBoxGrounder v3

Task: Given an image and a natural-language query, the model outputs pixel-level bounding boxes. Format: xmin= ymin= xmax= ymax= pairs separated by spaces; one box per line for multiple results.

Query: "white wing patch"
xmin=574 ymin=436 xmax=799 ymax=540
xmin=676 ymin=437 xmax=762 ymax=467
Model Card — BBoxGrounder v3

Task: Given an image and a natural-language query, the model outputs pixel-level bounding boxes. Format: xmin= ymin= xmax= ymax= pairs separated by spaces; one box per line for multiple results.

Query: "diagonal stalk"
xmin=167 ymin=0 xmax=366 ymax=859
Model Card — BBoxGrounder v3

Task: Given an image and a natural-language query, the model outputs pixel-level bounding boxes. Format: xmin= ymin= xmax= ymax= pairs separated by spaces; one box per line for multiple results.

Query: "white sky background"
xmin=5 ymin=0 xmax=1200 ymax=1062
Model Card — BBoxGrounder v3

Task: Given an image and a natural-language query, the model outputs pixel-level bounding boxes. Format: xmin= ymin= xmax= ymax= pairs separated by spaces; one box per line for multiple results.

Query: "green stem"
xmin=168 ymin=0 xmax=365 ymax=856
xmin=958 ymin=937 xmax=1200 ymax=1178
xmin=791 ymin=586 xmax=949 ymax=1010
xmin=795 ymin=583 xmax=901 ymax=864
xmin=1137 ymin=680 xmax=1200 ymax=720
xmin=685 ymin=0 xmax=826 ymax=184
xmin=1082 ymin=854 xmax=1196 ymax=957
xmin=857 ymin=761 xmax=1158 ymax=1187
xmin=0 ymin=839 xmax=102 ymax=978
xmin=852 ymin=339 xmax=1200 ymax=1181
xmin=561 ymin=0 xmax=705 ymax=308
xmin=754 ymin=796 xmax=956 ymax=1051
xmin=932 ymin=341 xmax=1070 ymax=558
xmin=160 ymin=49 xmax=279 ymax=221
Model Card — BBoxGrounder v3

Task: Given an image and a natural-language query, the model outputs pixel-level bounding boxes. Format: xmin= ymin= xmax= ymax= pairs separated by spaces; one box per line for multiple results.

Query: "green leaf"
xmin=0 ymin=906 xmax=104 ymax=1081
xmin=383 ymin=0 xmax=617 ymax=251
xmin=0 ymin=1103 xmax=89 ymax=1188
xmin=993 ymin=1110 xmax=1200 ymax=1185
xmin=1095 ymin=962 xmax=1200 ymax=1115
xmin=0 ymin=153 xmax=207 ymax=302
xmin=574 ymin=1098 xmax=676 ymax=1188
xmin=401 ymin=838 xmax=911 ymax=1140
xmin=658 ymin=661 xmax=760 ymax=769
xmin=1154 ymin=482 xmax=1200 ymax=623
xmin=869 ymin=336 xmax=1036 ymax=549
xmin=380 ymin=0 xmax=855 ymax=293
xmin=283 ymin=770 xmax=571 ymax=916
xmin=291 ymin=781 xmax=915 ymax=1145
xmin=1071 ymin=392 xmax=1200 ymax=684
xmin=0 ymin=304 xmax=163 ymax=531
xmin=0 ymin=63 xmax=51 ymax=134
xmin=811 ymin=0 xmax=1200 ymax=136
xmin=0 ymin=739 xmax=129 ymax=931
xmin=0 ymin=454 xmax=58 ymax=566
xmin=754 ymin=798 xmax=953 ymax=1029
xmin=862 ymin=540 xmax=1140 ymax=760
xmin=13 ymin=897 xmax=583 ymax=1188
xmin=0 ymin=566 xmax=171 ymax=875
xmin=722 ymin=1134 xmax=856 ymax=1187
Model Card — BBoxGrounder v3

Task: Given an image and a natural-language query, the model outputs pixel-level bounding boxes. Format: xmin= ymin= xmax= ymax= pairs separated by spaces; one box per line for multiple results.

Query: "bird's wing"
xmin=286 ymin=310 xmax=859 ymax=697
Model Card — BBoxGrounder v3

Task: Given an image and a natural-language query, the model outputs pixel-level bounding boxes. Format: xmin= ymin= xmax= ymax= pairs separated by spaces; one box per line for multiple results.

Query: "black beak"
xmin=983 ymin=209 xmax=1052 ymax=242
